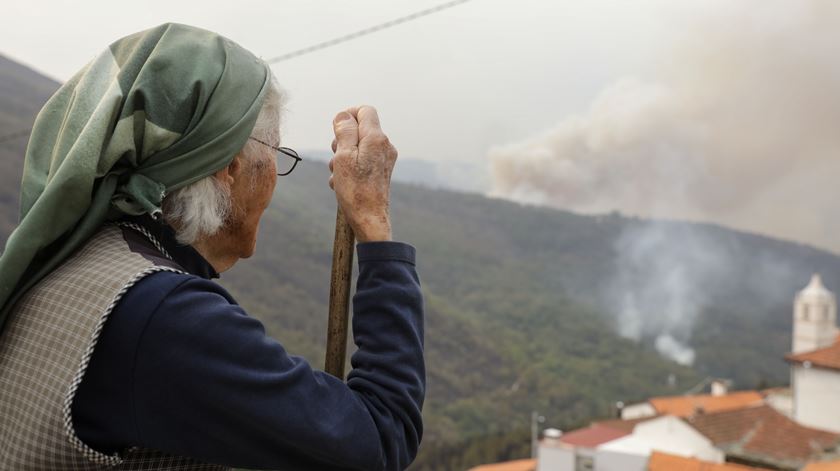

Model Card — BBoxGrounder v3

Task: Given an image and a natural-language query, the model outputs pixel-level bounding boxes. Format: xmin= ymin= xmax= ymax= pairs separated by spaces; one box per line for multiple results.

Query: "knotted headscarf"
xmin=0 ymin=23 xmax=271 ymax=332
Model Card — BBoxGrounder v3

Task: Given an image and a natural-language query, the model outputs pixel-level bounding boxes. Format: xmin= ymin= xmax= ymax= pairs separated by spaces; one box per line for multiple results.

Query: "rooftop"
xmin=467 ymin=458 xmax=536 ymax=471
xmin=803 ymin=460 xmax=840 ymax=471
xmin=686 ymin=405 xmax=840 ymax=469
xmin=558 ymin=424 xmax=630 ymax=448
xmin=787 ymin=336 xmax=840 ymax=372
xmin=648 ymin=451 xmax=771 ymax=470
xmin=593 ymin=415 xmax=659 ymax=433
xmin=647 ymin=391 xmax=764 ymax=417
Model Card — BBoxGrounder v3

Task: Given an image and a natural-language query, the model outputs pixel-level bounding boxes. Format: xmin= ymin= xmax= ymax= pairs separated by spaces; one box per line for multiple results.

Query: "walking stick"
xmin=325 ymin=206 xmax=355 ymax=379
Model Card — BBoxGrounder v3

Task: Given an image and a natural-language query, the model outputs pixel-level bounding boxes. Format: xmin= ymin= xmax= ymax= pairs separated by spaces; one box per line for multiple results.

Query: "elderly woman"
xmin=0 ymin=24 xmax=424 ymax=471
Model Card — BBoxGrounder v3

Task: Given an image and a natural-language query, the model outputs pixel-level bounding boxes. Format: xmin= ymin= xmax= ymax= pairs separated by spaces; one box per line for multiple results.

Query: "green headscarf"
xmin=0 ymin=23 xmax=271 ymax=332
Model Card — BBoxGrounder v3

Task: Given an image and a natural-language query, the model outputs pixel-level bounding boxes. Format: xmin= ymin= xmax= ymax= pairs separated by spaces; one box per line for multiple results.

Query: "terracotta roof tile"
xmin=786 ymin=340 xmax=840 ymax=371
xmin=559 ymin=424 xmax=630 ymax=448
xmin=760 ymin=387 xmax=790 ymax=395
xmin=685 ymin=405 xmax=840 ymax=468
xmin=648 ymin=451 xmax=771 ymax=470
xmin=648 ymin=391 xmax=764 ymax=417
xmin=593 ymin=415 xmax=659 ymax=433
xmin=804 ymin=460 xmax=840 ymax=471
xmin=468 ymin=459 xmax=536 ymax=471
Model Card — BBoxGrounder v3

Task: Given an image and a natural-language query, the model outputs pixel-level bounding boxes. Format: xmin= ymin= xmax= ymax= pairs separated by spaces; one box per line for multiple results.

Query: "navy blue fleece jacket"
xmin=71 ymin=222 xmax=425 ymax=471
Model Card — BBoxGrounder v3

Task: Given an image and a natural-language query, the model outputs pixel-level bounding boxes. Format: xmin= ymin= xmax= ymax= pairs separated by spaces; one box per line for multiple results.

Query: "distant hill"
xmin=3 ymin=53 xmax=840 ymax=470
xmin=303 ymin=149 xmax=491 ymax=194
xmin=0 ymin=54 xmax=59 ymax=235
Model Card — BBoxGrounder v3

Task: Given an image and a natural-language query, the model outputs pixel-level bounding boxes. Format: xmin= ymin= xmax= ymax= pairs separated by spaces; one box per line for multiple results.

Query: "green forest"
xmin=3 ymin=54 xmax=840 ymax=470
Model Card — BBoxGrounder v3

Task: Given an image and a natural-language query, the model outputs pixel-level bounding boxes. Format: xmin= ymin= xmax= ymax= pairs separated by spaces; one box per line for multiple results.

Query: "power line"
xmin=0 ymin=0 xmax=476 ymax=143
xmin=266 ymin=0 xmax=475 ymax=63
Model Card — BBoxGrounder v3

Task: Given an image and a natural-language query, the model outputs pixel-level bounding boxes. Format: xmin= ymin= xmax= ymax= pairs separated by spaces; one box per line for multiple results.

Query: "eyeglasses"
xmin=248 ymin=137 xmax=302 ymax=176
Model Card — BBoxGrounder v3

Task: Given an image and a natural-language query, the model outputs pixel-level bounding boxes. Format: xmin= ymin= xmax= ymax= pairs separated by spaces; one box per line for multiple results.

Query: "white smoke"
xmin=610 ymin=222 xmax=728 ymax=365
xmin=655 ymin=335 xmax=695 ymax=367
xmin=489 ymin=0 xmax=840 ymax=364
xmin=490 ymin=0 xmax=840 ymax=255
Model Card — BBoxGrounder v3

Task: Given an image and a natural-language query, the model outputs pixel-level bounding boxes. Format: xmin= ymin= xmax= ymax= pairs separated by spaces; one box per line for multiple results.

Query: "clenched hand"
xmin=329 ymin=106 xmax=397 ymax=243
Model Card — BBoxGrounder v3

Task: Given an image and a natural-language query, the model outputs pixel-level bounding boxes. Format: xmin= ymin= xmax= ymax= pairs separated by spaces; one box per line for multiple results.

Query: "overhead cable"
xmin=0 ymin=0 xmax=476 ymax=143
xmin=266 ymin=0 xmax=474 ymax=63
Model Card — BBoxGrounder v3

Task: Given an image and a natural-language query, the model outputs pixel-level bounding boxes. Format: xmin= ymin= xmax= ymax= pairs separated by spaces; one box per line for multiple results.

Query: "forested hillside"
xmin=0 ymin=54 xmax=58 ymax=235
xmin=3 ymin=54 xmax=840 ymax=470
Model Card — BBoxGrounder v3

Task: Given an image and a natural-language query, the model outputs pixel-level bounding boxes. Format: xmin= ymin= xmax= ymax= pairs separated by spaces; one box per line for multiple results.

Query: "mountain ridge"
xmin=2 ymin=53 xmax=839 ymax=470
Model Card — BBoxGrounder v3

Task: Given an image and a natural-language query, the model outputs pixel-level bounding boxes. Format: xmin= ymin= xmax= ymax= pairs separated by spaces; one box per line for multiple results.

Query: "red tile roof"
xmin=592 ymin=415 xmax=659 ymax=433
xmin=559 ymin=424 xmax=630 ymax=448
xmin=787 ymin=339 xmax=840 ymax=372
xmin=685 ymin=405 xmax=840 ymax=469
xmin=648 ymin=451 xmax=771 ymax=470
xmin=648 ymin=391 xmax=764 ymax=417
xmin=468 ymin=459 xmax=536 ymax=471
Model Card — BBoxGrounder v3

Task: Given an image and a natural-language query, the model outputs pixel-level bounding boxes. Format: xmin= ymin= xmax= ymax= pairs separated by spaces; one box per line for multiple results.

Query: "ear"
xmin=213 ymin=153 xmax=244 ymax=186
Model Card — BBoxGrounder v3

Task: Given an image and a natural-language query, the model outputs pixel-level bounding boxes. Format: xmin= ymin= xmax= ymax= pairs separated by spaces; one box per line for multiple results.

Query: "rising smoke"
xmin=491 ymin=0 xmax=840 ymax=253
xmin=608 ymin=222 xmax=728 ymax=365
xmin=489 ymin=0 xmax=840 ymax=364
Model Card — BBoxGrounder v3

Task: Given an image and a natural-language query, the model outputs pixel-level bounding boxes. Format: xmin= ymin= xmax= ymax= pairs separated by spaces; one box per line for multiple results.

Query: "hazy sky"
xmin=0 ymin=0 xmax=685 ymax=163
xmin=7 ymin=1 xmax=834 ymax=254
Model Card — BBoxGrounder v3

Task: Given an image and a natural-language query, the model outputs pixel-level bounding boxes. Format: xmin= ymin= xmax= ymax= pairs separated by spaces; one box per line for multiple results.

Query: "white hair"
xmin=162 ymin=74 xmax=285 ymax=245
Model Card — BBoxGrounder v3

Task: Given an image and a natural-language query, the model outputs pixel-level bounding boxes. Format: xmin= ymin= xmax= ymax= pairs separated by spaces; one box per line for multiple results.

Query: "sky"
xmin=2 ymin=0 xmax=836 ymax=255
xmin=0 ymin=0 xmax=677 ymax=163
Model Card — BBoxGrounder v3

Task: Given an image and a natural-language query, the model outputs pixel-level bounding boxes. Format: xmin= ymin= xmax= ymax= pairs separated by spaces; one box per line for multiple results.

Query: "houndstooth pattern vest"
xmin=0 ymin=226 xmax=229 ymax=470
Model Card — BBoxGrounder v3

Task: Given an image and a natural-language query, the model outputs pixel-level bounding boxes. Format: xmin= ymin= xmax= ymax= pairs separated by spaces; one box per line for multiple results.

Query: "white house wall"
xmin=537 ymin=444 xmax=575 ymax=471
xmin=764 ymin=391 xmax=793 ymax=418
xmin=594 ymin=416 xmax=724 ymax=470
xmin=621 ymin=403 xmax=656 ymax=420
xmin=594 ymin=448 xmax=647 ymax=471
xmin=633 ymin=416 xmax=724 ymax=463
xmin=793 ymin=365 xmax=840 ymax=433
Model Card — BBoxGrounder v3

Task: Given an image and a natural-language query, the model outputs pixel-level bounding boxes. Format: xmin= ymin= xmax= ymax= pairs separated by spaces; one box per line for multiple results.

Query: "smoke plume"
xmin=491 ymin=0 xmax=840 ymax=254
xmin=490 ymin=0 xmax=840 ymax=364
xmin=609 ymin=222 xmax=730 ymax=365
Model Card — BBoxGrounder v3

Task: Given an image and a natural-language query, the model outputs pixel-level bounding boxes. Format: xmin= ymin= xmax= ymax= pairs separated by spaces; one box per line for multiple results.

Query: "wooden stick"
xmin=325 ymin=206 xmax=355 ymax=379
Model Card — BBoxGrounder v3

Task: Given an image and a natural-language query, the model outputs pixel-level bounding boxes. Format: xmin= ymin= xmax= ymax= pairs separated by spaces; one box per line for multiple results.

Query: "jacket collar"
xmin=122 ymin=215 xmax=219 ymax=280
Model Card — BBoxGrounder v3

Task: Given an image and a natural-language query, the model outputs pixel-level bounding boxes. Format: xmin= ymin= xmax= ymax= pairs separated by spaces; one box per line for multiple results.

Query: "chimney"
xmin=615 ymin=401 xmax=625 ymax=419
xmin=711 ymin=379 xmax=729 ymax=397
xmin=542 ymin=428 xmax=562 ymax=443
xmin=537 ymin=429 xmax=567 ymax=471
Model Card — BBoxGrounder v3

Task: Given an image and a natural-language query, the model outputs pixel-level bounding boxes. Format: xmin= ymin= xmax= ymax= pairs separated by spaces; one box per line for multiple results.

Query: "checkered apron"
xmin=0 ymin=226 xmax=228 ymax=470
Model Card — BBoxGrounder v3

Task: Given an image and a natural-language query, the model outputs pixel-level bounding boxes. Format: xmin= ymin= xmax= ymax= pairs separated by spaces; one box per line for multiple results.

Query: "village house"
xmin=785 ymin=275 xmax=840 ymax=434
xmin=471 ymin=274 xmax=840 ymax=471
xmin=685 ymin=404 xmax=840 ymax=470
xmin=619 ymin=382 xmax=764 ymax=420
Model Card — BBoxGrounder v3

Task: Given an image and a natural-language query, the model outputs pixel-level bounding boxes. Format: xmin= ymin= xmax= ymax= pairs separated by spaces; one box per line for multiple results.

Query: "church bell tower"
xmin=792 ymin=274 xmax=838 ymax=354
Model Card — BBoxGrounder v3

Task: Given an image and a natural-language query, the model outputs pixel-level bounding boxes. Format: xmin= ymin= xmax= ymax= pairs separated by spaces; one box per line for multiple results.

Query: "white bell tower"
xmin=792 ymin=274 xmax=838 ymax=354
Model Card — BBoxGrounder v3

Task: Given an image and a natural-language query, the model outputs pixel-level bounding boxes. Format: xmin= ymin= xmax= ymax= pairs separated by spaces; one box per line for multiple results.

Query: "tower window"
xmin=803 ymin=305 xmax=809 ymax=321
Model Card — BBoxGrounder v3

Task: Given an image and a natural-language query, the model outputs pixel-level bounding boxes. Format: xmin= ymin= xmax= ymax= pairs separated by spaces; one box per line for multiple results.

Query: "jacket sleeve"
xmin=107 ymin=242 xmax=424 ymax=471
